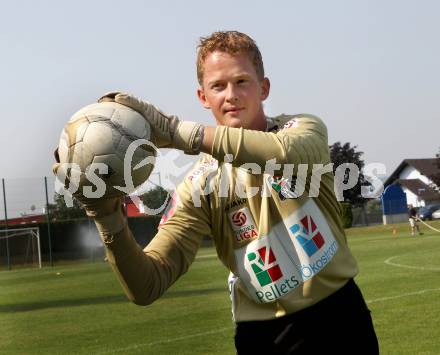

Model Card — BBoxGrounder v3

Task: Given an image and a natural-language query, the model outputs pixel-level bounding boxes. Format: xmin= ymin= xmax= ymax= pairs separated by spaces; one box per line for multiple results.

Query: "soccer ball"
xmin=56 ymin=101 xmax=156 ymax=199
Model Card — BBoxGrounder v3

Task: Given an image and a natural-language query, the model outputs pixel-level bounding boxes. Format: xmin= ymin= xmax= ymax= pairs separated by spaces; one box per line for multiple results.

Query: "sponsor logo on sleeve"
xmin=187 ymin=158 xmax=217 ymax=182
xmin=282 ymin=119 xmax=299 ymax=130
xmin=159 ymin=191 xmax=178 ymax=227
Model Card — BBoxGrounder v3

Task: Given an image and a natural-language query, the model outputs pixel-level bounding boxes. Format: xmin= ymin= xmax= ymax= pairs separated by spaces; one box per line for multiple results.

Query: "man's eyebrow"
xmin=207 ymin=79 xmax=223 ymax=86
xmin=207 ymin=73 xmax=251 ymax=86
xmin=233 ymin=72 xmax=251 ymax=79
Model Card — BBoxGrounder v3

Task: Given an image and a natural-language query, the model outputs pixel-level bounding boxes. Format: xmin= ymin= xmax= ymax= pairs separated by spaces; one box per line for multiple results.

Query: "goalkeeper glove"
xmin=98 ymin=92 xmax=205 ymax=155
xmin=52 ymin=149 xmax=126 ymax=237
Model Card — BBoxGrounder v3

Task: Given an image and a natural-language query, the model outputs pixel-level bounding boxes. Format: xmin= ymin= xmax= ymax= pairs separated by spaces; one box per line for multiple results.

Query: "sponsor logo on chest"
xmin=229 ymin=207 xmax=259 ymax=243
xmin=234 ymin=200 xmax=339 ymax=303
xmin=268 ymin=175 xmax=300 ymax=200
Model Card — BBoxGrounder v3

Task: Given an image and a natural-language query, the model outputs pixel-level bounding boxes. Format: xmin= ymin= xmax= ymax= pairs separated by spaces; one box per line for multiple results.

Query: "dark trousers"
xmin=235 ymin=279 xmax=379 ymax=354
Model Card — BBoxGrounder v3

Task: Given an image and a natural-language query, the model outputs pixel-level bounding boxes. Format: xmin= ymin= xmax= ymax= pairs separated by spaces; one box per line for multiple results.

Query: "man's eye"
xmin=237 ymin=79 xmax=248 ymax=85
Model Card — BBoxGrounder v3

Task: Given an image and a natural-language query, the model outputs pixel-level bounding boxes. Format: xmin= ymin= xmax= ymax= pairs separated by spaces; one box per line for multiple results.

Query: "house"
xmin=384 ymin=158 xmax=440 ymax=207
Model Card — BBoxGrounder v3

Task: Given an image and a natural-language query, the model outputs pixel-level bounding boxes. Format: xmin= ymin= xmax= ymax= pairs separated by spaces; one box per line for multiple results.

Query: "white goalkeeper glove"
xmin=98 ymin=92 xmax=205 ymax=155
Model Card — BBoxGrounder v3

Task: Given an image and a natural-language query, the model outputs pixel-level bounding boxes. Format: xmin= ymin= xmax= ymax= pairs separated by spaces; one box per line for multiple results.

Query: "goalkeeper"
xmin=54 ymin=31 xmax=378 ymax=353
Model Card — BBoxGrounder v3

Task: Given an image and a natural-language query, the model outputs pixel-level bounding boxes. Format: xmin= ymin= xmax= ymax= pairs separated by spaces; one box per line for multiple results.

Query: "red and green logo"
xmin=247 ymin=246 xmax=283 ymax=286
xmin=290 ymin=215 xmax=325 ymax=257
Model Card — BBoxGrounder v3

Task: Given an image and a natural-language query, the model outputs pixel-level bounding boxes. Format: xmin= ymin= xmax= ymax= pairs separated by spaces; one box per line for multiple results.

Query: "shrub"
xmin=341 ymin=203 xmax=353 ymax=228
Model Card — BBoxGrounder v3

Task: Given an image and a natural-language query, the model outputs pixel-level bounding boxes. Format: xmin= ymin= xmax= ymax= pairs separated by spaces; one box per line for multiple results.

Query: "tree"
xmin=141 ymin=186 xmax=170 ymax=212
xmin=329 ymin=142 xmax=370 ymax=207
xmin=428 ymin=148 xmax=440 ymax=191
xmin=47 ymin=193 xmax=87 ymax=221
xmin=340 ymin=202 xmax=353 ymax=228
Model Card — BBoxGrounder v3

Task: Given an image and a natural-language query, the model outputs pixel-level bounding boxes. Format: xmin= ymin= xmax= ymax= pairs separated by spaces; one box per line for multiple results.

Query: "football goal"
xmin=0 ymin=227 xmax=41 ymax=269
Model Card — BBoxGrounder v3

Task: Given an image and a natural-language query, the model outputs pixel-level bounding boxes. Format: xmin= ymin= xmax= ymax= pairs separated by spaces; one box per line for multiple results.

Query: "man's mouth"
xmin=224 ymin=107 xmax=243 ymax=114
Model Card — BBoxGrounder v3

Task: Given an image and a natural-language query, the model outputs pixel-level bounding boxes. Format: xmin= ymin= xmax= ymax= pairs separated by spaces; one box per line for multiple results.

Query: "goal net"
xmin=0 ymin=227 xmax=41 ymax=269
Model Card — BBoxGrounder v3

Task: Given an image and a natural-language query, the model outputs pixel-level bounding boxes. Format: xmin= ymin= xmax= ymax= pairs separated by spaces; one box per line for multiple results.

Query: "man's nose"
xmin=225 ymin=83 xmax=239 ymax=103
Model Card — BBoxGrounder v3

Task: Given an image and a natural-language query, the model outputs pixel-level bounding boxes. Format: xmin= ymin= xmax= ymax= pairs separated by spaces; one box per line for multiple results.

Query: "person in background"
xmin=408 ymin=205 xmax=423 ymax=236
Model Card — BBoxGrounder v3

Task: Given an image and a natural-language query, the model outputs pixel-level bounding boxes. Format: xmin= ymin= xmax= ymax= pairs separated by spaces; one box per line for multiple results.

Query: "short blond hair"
xmin=196 ymin=31 xmax=265 ymax=85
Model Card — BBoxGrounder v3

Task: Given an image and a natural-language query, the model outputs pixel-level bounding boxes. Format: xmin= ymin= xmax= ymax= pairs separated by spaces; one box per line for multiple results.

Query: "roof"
xmin=385 ymin=158 xmax=440 ymax=186
xmin=0 ymin=214 xmax=46 ymax=226
xmin=397 ymin=179 xmax=440 ymax=202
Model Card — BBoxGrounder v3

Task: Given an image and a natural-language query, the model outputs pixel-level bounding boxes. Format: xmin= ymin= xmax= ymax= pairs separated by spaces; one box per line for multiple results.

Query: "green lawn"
xmin=1 ymin=221 xmax=440 ymax=354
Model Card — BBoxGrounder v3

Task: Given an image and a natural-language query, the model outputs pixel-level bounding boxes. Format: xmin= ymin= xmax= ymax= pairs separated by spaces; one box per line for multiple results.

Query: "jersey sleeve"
xmin=211 ymin=115 xmax=330 ymax=172
xmin=102 ymin=168 xmax=212 ymax=306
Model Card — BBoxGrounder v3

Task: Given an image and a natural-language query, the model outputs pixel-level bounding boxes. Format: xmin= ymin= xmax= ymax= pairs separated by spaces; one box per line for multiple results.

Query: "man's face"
xmin=197 ymin=51 xmax=270 ymax=131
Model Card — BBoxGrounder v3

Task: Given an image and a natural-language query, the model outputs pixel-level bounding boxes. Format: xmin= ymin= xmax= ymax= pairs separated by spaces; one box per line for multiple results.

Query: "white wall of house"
xmin=402 ymin=187 xmax=425 ymax=207
xmin=400 ymin=166 xmax=433 ymax=185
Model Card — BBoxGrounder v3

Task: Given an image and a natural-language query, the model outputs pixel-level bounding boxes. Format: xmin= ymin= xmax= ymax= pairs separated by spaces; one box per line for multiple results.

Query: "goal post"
xmin=0 ymin=227 xmax=42 ymax=269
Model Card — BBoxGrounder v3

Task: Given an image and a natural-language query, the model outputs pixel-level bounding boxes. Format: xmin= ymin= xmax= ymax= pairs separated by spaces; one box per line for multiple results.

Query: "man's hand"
xmin=98 ymin=92 xmax=205 ymax=155
xmin=53 ymin=150 xmax=126 ymax=236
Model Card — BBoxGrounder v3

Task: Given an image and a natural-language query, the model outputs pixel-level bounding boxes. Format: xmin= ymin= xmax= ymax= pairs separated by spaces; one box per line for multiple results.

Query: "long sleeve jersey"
xmin=101 ymin=114 xmax=359 ymax=322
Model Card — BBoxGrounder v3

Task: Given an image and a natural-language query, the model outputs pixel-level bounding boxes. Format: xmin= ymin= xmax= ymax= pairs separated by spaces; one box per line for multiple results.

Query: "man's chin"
xmin=227 ymin=119 xmax=244 ymax=128
xmin=223 ymin=113 xmax=246 ymax=128
xmin=216 ymin=115 xmax=240 ymax=128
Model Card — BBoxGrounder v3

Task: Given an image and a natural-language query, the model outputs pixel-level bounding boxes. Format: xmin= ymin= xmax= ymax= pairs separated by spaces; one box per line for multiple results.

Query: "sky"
xmin=0 ymin=0 xmax=439 ymax=216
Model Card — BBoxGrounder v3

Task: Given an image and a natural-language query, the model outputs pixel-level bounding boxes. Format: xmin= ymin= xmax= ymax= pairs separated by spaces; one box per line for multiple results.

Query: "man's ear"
xmin=260 ymin=78 xmax=270 ymax=101
xmin=197 ymin=87 xmax=211 ymax=109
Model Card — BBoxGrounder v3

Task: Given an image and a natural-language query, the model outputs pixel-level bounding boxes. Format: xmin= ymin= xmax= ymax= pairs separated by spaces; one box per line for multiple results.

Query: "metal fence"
xmin=352 ymin=206 xmax=383 ymax=227
xmin=0 ymin=176 xmax=162 ymax=270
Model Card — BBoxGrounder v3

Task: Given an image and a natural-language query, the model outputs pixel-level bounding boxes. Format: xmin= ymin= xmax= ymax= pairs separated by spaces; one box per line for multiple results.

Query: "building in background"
xmin=384 ymin=158 xmax=440 ymax=207
xmin=0 ymin=214 xmax=46 ymax=226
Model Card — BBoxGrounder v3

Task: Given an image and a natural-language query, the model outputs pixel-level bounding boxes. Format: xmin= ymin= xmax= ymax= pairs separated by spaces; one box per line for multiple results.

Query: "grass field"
xmin=1 ymin=221 xmax=440 ymax=354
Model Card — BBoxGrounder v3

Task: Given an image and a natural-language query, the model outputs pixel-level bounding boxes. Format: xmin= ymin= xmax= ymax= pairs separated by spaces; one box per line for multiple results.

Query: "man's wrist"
xmin=83 ymin=198 xmax=123 ymax=218
xmin=172 ymin=120 xmax=205 ymax=154
xmin=94 ymin=209 xmax=127 ymax=243
xmin=200 ymin=126 xmax=215 ymax=154
xmin=190 ymin=123 xmax=205 ymax=154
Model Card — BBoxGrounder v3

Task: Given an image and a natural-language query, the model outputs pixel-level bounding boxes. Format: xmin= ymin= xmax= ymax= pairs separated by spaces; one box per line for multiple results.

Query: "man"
xmin=408 ymin=205 xmax=423 ymax=236
xmin=54 ymin=31 xmax=378 ymax=353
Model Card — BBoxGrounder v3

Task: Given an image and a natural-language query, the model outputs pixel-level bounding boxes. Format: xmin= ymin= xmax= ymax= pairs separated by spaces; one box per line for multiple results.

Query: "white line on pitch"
xmin=195 ymin=254 xmax=217 ymax=260
xmin=95 ymin=284 xmax=440 ymax=354
xmin=384 ymin=255 xmax=440 ymax=271
xmin=366 ymin=288 xmax=440 ymax=304
xmin=96 ymin=327 xmax=232 ymax=354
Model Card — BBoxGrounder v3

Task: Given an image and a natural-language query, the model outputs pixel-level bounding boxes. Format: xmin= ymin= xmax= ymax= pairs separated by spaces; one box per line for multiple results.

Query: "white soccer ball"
xmin=56 ymin=101 xmax=156 ymax=199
